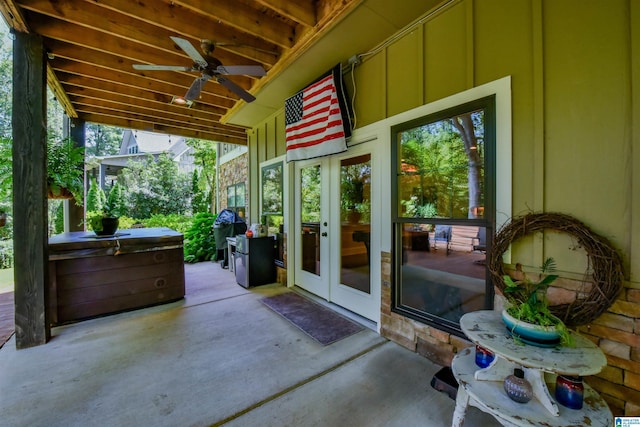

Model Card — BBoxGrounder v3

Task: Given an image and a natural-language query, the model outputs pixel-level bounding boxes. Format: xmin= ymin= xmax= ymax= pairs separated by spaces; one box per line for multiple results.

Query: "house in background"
xmin=87 ymin=130 xmax=196 ymax=189
xmin=216 ymin=142 xmax=248 ymax=220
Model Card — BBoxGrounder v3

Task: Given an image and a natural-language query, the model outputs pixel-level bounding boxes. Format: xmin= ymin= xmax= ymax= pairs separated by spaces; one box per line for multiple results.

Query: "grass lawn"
xmin=0 ymin=268 xmax=13 ymax=294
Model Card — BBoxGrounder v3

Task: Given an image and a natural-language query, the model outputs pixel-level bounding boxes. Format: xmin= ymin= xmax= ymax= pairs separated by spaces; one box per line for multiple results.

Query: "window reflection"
xmin=261 ymin=161 xmax=284 ymax=265
xmin=340 ymin=154 xmax=371 ymax=294
xmin=392 ymin=96 xmax=495 ymax=329
xmin=399 ymin=225 xmax=487 ymax=324
xmin=301 ymin=166 xmax=321 ymax=275
xmin=398 ymin=109 xmax=485 ymax=220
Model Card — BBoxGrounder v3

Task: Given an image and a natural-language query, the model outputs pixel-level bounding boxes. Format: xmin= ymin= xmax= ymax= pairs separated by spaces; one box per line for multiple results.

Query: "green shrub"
xmin=0 ymin=239 xmax=13 ymax=269
xmin=116 ymin=216 xmax=137 ymax=230
xmin=54 ymin=202 xmax=64 ymax=235
xmin=143 ymin=214 xmax=192 ymax=234
xmin=183 ymin=212 xmax=216 ymax=263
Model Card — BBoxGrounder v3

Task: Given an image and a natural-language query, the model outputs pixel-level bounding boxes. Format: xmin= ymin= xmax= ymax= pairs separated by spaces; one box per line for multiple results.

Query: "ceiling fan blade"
xmin=170 ymin=36 xmax=208 ymax=68
xmin=216 ymin=76 xmax=256 ymax=103
xmin=133 ymin=64 xmax=193 ymax=71
xmin=216 ymin=65 xmax=266 ymax=77
xmin=184 ymin=76 xmax=211 ymax=101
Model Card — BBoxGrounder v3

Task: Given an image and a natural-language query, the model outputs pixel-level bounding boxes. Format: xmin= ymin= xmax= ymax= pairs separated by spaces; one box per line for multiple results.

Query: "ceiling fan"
xmin=133 ymin=36 xmax=266 ymax=103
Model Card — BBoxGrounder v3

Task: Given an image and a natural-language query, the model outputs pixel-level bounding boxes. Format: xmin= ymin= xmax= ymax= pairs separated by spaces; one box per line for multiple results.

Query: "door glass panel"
xmin=340 ymin=154 xmax=371 ymax=293
xmin=301 ymin=165 xmax=321 ymax=275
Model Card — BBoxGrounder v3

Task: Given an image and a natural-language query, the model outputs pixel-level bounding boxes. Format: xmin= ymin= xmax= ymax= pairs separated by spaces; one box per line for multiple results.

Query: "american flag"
xmin=285 ymin=69 xmax=348 ymax=162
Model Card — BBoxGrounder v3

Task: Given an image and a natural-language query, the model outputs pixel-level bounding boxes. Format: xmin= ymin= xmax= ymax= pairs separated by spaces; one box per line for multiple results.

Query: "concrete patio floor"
xmin=0 ymin=261 xmax=499 ymax=427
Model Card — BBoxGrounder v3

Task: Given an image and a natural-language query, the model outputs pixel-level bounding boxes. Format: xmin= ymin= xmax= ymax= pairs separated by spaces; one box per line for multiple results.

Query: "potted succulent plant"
xmin=501 ymin=257 xmax=573 ymax=347
xmin=47 ymin=137 xmax=85 ymax=204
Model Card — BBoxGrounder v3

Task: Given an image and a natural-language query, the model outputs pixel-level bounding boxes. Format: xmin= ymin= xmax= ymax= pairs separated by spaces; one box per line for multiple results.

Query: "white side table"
xmin=451 ymin=310 xmax=612 ymax=427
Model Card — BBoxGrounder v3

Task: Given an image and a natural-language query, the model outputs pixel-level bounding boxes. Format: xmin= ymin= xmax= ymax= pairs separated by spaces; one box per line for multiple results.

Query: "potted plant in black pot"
xmin=87 ymin=201 xmax=120 ymax=236
xmin=47 ymin=137 xmax=85 ymax=204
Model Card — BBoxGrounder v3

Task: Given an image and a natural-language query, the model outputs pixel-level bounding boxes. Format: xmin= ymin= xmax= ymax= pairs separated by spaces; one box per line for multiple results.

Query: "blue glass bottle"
xmin=555 ymin=375 xmax=584 ymax=410
xmin=475 ymin=345 xmax=495 ymax=368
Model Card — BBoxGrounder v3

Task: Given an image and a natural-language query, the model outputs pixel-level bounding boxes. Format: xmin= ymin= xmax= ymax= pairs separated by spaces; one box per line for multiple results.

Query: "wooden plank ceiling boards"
xmin=0 ymin=0 xmax=359 ymax=144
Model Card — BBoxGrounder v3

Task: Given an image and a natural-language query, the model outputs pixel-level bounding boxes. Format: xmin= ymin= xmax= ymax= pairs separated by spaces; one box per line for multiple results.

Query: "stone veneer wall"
xmin=379 ymin=251 xmax=640 ymax=416
xmin=218 ymin=152 xmax=248 ymax=216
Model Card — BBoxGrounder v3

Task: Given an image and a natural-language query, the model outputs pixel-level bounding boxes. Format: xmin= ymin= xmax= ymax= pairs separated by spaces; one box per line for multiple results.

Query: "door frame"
xmin=290 ymin=138 xmax=382 ymax=323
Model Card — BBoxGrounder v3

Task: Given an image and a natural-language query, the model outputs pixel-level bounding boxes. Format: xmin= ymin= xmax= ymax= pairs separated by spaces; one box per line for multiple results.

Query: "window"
xmin=261 ymin=161 xmax=284 ymax=266
xmin=391 ymin=96 xmax=495 ymax=334
xmin=227 ymin=182 xmax=246 ymax=219
xmin=128 ymin=145 xmax=138 ymax=154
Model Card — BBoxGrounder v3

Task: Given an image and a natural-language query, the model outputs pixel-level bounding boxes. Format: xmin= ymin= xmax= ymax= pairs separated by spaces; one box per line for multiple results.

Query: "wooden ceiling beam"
xmin=74 ymin=104 xmax=244 ymax=138
xmin=69 ymin=95 xmax=246 ymax=135
xmin=53 ymin=65 xmax=241 ymax=110
xmin=44 ymin=39 xmax=258 ymax=105
xmin=51 ymin=57 xmax=246 ymax=106
xmin=174 ymin=0 xmax=295 ymax=49
xmin=79 ymin=0 xmax=280 ymax=67
xmin=27 ymin=11 xmax=260 ymax=88
xmin=0 ymin=0 xmax=28 ymax=32
xmin=18 ymin=0 xmax=273 ymax=69
xmin=1 ymin=0 xmax=363 ymax=144
xmin=254 ymin=0 xmax=316 ymax=28
xmin=77 ymin=113 xmax=247 ymax=145
xmin=63 ymin=85 xmax=230 ymax=122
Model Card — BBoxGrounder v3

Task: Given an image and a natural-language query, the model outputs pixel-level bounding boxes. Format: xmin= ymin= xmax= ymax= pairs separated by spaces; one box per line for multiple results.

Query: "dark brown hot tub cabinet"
xmin=48 ymin=227 xmax=185 ymax=325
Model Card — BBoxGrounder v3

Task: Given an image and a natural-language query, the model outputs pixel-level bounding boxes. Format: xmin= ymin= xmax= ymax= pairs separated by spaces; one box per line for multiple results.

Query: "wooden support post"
xmin=65 ymin=116 xmax=85 ymax=232
xmin=12 ymin=31 xmax=50 ymax=348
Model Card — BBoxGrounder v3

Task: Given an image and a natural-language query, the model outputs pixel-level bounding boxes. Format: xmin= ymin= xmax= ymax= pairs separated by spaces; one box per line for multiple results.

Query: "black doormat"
xmin=260 ymin=292 xmax=364 ymax=345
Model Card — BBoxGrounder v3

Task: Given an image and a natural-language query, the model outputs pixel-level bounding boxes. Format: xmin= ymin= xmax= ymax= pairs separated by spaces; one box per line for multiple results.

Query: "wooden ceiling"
xmin=0 ymin=0 xmax=362 ymax=145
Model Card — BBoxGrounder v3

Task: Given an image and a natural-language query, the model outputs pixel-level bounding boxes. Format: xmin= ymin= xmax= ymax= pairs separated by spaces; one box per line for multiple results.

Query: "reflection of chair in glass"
xmin=432 ymin=225 xmax=452 ymax=255
xmin=473 ymin=227 xmax=487 ymax=265
xmin=473 ymin=228 xmax=487 ymax=253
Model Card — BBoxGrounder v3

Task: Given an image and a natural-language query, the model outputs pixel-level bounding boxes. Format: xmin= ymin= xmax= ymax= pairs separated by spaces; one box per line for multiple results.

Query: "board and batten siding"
xmin=247 ymin=0 xmax=640 ymax=415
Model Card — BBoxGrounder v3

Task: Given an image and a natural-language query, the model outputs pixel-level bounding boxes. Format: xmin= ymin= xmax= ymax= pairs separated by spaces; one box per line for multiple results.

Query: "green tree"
xmin=0 ymin=28 xmax=11 ymax=139
xmin=191 ymin=169 xmax=208 ymax=214
xmin=0 ymin=136 xmax=11 ymax=210
xmin=119 ymin=153 xmax=191 ymax=218
xmin=85 ymin=124 xmax=122 ymax=157
xmin=0 ymin=29 xmax=12 ymax=237
xmin=106 ymin=182 xmax=125 ymax=216
xmin=86 ymin=178 xmax=106 ymax=212
xmin=301 ymin=165 xmax=321 ymax=222
xmin=186 ymin=139 xmax=216 ymax=213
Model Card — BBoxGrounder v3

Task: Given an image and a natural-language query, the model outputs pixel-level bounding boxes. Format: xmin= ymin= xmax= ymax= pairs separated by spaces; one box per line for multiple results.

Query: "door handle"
xmin=321 ymin=232 xmax=328 ymax=237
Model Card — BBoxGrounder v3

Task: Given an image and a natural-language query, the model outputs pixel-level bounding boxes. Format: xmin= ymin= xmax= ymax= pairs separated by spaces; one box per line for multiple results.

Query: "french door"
xmin=293 ymin=145 xmax=378 ymax=321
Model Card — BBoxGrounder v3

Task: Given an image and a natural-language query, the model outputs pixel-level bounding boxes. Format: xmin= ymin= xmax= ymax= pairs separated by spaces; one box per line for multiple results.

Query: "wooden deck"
xmin=0 ymin=290 xmax=13 ymax=349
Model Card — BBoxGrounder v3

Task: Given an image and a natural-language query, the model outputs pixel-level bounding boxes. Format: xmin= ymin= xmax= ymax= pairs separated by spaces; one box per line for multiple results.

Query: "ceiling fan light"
xmin=170 ymin=96 xmax=193 ymax=108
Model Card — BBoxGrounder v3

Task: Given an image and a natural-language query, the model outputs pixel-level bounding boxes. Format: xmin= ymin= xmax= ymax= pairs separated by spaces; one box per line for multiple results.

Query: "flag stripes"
xmin=285 ymin=70 xmax=348 ymax=162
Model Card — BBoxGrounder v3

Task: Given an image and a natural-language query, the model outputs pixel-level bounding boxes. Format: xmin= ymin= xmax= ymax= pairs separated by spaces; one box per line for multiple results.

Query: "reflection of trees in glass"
xmin=262 ymin=163 xmax=283 ymax=214
xmin=400 ymin=109 xmax=484 ymax=219
xmin=301 ymin=166 xmax=321 ymax=223
xmin=341 ymin=155 xmax=371 ymax=223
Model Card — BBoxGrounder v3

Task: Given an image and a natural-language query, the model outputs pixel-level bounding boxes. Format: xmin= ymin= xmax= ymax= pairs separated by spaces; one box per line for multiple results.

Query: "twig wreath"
xmin=488 ymin=212 xmax=624 ymax=326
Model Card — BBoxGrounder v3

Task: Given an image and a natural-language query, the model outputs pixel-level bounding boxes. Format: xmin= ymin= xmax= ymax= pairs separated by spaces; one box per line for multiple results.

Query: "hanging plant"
xmin=47 ymin=137 xmax=85 ymax=204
